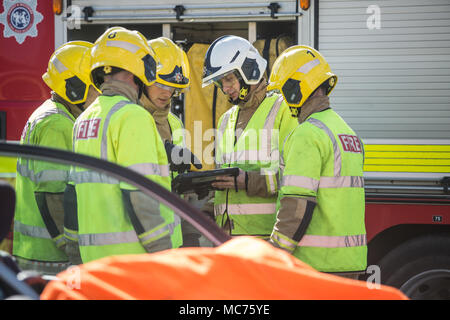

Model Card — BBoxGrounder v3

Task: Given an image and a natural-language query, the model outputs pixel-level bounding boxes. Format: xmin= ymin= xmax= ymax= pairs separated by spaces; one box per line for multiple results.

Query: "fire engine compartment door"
xmin=70 ymin=0 xmax=300 ymax=24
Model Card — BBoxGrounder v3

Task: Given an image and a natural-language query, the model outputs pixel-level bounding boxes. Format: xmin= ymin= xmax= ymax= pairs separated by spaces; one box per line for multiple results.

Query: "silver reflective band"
xmin=128 ymin=162 xmax=170 ymax=177
xmin=220 ymin=149 xmax=277 ymax=164
xmin=216 ymin=96 xmax=283 ymax=165
xmin=282 ymin=175 xmax=364 ymax=191
xmin=78 ymin=230 xmax=139 ymax=246
xmin=215 ymin=203 xmax=276 ymax=216
xmin=271 ymin=232 xmax=296 ymax=250
xmin=280 ymin=128 xmax=295 ymax=177
xmin=296 ymin=59 xmax=320 ymax=74
xmin=16 ymin=163 xmax=68 ymax=183
xmin=320 ymin=176 xmax=364 ymax=188
xmin=71 ymin=163 xmax=170 ymax=185
xmin=54 ymin=236 xmax=66 ymax=247
xmin=263 ymin=169 xmax=278 ymax=194
xmin=14 ymin=220 xmax=51 ymax=239
xmin=217 ymin=110 xmax=232 ymax=138
xmin=50 ymin=56 xmax=68 ymax=73
xmin=299 ymin=234 xmax=367 ymax=248
xmin=307 ymin=118 xmax=342 ymax=176
xmin=28 ymin=107 xmax=74 ymax=143
xmin=64 ymin=229 xmax=78 ymax=241
xmin=101 ymin=100 xmax=131 ymax=159
xmin=140 ymin=215 xmax=181 ymax=244
xmin=71 ymin=170 xmax=119 ymax=185
xmin=262 ymin=96 xmax=283 ymax=157
xmin=106 ymin=40 xmax=140 ymax=53
xmin=282 ymin=175 xmax=319 ymax=192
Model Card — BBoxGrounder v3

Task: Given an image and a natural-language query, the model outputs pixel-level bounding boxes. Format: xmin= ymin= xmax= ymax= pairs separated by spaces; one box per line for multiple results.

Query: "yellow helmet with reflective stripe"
xmin=90 ymin=27 xmax=159 ymax=89
xmin=148 ymin=37 xmax=190 ymax=90
xmin=42 ymin=40 xmax=94 ymax=104
xmin=267 ymin=45 xmax=337 ymax=116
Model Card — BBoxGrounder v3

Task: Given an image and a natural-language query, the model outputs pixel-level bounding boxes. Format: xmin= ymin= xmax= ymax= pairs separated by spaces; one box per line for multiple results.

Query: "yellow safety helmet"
xmin=267 ymin=45 xmax=337 ymax=117
xmin=42 ymin=40 xmax=94 ymax=104
xmin=148 ymin=37 xmax=190 ymax=93
xmin=90 ymin=26 xmax=159 ymax=89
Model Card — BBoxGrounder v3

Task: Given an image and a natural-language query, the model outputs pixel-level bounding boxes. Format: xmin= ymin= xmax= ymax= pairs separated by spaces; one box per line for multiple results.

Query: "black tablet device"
xmin=172 ymin=167 xmax=240 ymax=195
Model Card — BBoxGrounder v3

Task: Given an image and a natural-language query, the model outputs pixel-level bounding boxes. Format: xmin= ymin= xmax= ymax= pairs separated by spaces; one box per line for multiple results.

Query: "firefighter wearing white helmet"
xmin=202 ymin=35 xmax=267 ymax=104
xmin=13 ymin=41 xmax=99 ymax=275
xmin=267 ymin=45 xmax=367 ymax=278
xmin=202 ymin=35 xmax=298 ymax=239
xmin=72 ymin=27 xmax=182 ymax=263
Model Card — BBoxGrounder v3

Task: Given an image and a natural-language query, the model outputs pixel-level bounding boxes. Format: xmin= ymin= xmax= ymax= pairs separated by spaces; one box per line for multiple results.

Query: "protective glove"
xmin=164 ymin=141 xmax=202 ymax=174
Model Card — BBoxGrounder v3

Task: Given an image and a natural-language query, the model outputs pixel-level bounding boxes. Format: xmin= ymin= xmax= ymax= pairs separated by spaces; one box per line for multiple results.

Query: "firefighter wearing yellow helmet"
xmin=141 ymin=37 xmax=201 ymax=174
xmin=72 ymin=27 xmax=182 ymax=263
xmin=267 ymin=45 xmax=367 ymax=277
xmin=13 ymin=41 xmax=99 ymax=275
xmin=140 ymin=37 xmax=202 ymax=247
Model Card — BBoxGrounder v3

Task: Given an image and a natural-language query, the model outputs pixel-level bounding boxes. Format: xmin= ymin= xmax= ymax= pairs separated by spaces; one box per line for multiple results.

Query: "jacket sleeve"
xmin=34 ymin=192 xmax=66 ymax=249
xmin=33 ymin=119 xmax=73 ymax=193
xmin=246 ymin=100 xmax=299 ymax=198
xmin=122 ymin=190 xmax=173 ymax=253
xmin=115 ymin=106 xmax=171 ymax=191
xmin=270 ymin=196 xmax=316 ymax=253
xmin=246 ymin=170 xmax=279 ymax=197
xmin=63 ymin=184 xmax=83 ymax=265
xmin=116 ymin=107 xmax=181 ymax=251
xmin=270 ymin=123 xmax=322 ymax=253
xmin=180 ymin=217 xmax=201 ymax=247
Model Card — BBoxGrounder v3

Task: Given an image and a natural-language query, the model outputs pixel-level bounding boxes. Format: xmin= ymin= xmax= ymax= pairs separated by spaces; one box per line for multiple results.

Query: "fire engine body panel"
xmin=1 ymin=0 xmax=449 ymax=296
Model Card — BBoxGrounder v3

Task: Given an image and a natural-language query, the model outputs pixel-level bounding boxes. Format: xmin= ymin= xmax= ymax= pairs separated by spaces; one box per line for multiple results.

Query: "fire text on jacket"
xmin=338 ymin=134 xmax=362 ymax=153
xmin=76 ymin=118 xmax=101 ymax=140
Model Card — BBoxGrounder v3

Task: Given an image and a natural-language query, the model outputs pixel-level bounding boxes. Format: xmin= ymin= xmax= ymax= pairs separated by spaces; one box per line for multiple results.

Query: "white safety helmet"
xmin=202 ymin=35 xmax=267 ymax=88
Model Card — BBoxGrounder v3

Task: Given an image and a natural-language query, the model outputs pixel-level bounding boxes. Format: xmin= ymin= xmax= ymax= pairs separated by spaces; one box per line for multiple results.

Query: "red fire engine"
xmin=1 ymin=1 xmax=449 ymax=298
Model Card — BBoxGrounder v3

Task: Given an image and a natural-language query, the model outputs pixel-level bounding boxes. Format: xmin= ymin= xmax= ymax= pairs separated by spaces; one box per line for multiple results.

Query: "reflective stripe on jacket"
xmin=214 ymin=93 xmax=298 ymax=237
xmin=13 ymin=99 xmax=73 ymax=264
xmin=73 ymin=95 xmax=182 ymax=263
xmin=274 ymin=108 xmax=367 ymax=272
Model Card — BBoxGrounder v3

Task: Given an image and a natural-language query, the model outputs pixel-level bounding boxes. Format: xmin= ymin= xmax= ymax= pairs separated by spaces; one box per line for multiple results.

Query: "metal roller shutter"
xmin=318 ymin=0 xmax=450 ymax=140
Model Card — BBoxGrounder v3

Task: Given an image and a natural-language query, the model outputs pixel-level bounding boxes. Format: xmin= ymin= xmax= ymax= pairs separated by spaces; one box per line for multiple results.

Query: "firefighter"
xmin=71 ymin=27 xmax=182 ymax=263
xmin=140 ymin=37 xmax=202 ymax=247
xmin=201 ymin=35 xmax=298 ymax=239
xmin=13 ymin=41 xmax=99 ymax=275
xmin=267 ymin=45 xmax=367 ymax=278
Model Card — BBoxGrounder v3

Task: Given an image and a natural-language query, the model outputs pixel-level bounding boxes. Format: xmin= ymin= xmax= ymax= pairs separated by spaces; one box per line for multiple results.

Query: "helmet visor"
xmin=211 ymin=71 xmax=239 ymax=89
xmin=154 ymin=82 xmax=185 ymax=97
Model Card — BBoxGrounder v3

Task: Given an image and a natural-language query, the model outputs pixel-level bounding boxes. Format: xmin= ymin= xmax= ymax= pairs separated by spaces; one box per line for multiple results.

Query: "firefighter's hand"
xmin=193 ymin=186 xmax=210 ymax=200
xmin=164 ymin=141 xmax=202 ymax=174
xmin=212 ymin=168 xmax=246 ymax=191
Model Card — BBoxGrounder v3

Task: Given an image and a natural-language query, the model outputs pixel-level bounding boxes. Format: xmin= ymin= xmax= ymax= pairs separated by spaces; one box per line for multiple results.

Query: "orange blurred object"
xmin=41 ymin=237 xmax=408 ymax=300
xmin=300 ymin=0 xmax=310 ymax=10
xmin=53 ymin=0 xmax=63 ymax=15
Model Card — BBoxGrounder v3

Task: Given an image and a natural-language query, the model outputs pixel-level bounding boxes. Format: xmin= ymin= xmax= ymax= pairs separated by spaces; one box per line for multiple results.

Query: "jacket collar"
xmin=237 ymin=79 xmax=268 ymax=111
xmin=100 ymin=79 xmax=139 ymax=105
xmin=139 ymin=93 xmax=170 ymax=125
xmin=50 ymin=92 xmax=82 ymax=119
xmin=298 ymin=95 xmax=330 ymax=124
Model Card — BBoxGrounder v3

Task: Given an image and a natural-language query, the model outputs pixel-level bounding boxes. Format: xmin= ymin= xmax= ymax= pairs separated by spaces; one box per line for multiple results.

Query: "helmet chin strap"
xmin=227 ymin=78 xmax=250 ymax=105
xmin=289 ymin=106 xmax=299 ymax=118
